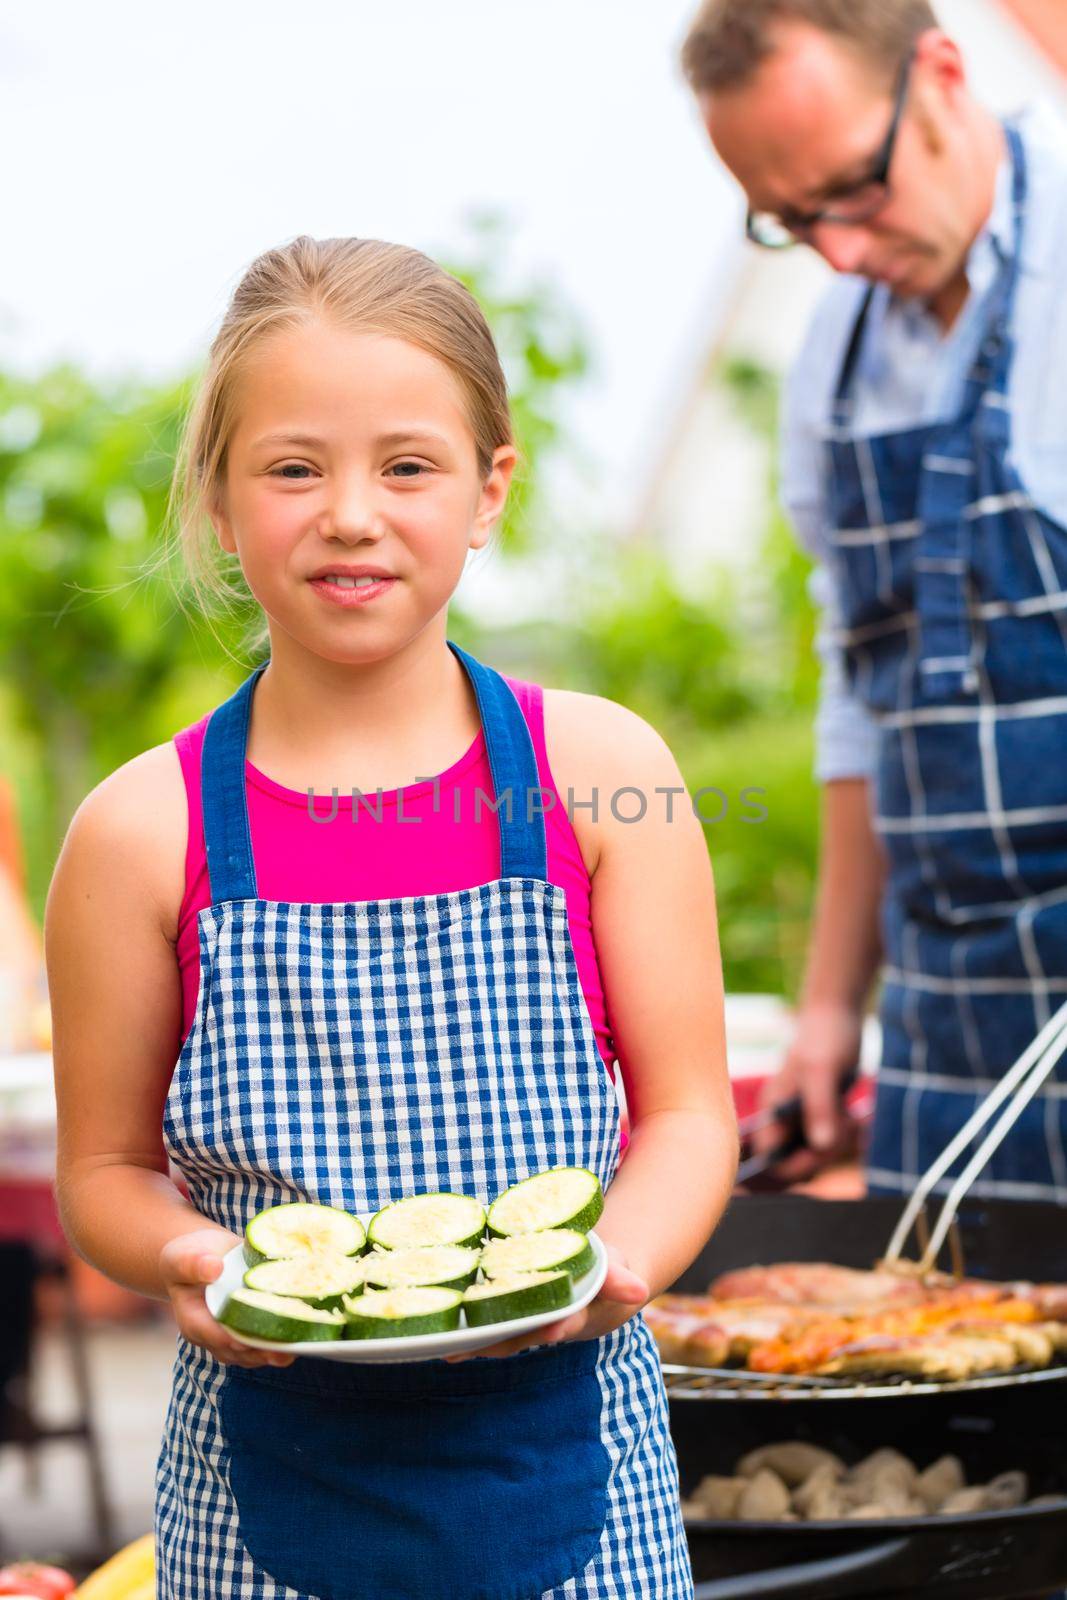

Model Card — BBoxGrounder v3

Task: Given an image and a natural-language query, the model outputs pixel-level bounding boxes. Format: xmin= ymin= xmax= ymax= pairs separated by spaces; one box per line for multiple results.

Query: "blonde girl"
xmin=46 ymin=235 xmax=737 ymax=1600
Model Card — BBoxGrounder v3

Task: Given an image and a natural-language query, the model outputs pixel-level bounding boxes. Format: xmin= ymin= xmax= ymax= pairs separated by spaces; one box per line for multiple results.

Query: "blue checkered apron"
xmin=825 ymin=122 xmax=1067 ymax=1202
xmin=154 ymin=641 xmax=692 ymax=1600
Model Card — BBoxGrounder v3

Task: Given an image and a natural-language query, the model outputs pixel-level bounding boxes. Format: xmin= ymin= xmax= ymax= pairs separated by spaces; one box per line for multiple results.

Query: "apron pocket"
xmin=220 ymin=1339 xmax=609 ymax=1600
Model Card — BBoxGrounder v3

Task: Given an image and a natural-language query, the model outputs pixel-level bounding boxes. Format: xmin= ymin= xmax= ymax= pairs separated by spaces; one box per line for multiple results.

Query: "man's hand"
xmin=160 ymin=1227 xmax=295 ymax=1369
xmin=750 ymin=1003 xmax=863 ymax=1182
xmin=443 ymin=1245 xmax=648 ymax=1362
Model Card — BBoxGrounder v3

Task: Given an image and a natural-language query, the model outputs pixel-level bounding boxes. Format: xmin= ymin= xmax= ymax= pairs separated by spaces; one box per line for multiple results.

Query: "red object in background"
xmin=731 ymin=1071 xmax=874 ymax=1131
xmin=0 ymin=1565 xmax=76 ymax=1598
xmin=730 ymin=1076 xmax=764 ymax=1126
xmin=732 ymin=1069 xmax=871 ymax=1198
xmin=0 ymin=1182 xmax=66 ymax=1251
xmin=0 ymin=778 xmax=28 ymax=894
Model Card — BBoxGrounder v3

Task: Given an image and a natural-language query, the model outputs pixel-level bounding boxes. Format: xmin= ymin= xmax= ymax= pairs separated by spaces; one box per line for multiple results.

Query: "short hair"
xmin=681 ymin=0 xmax=939 ymax=93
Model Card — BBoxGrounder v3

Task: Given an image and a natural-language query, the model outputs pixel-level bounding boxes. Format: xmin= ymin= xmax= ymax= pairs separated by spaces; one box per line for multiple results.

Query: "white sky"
xmin=0 ymin=0 xmax=741 ymax=533
xmin=1 ymin=1 xmax=1060 ymax=539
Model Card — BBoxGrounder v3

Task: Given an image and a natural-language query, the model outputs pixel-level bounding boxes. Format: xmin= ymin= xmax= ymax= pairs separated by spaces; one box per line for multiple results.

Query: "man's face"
xmin=700 ymin=23 xmax=978 ymax=300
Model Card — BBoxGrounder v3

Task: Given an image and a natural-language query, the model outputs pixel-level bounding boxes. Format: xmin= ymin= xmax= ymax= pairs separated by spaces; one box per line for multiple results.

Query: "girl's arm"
xmin=451 ymin=693 xmax=737 ymax=1360
xmin=45 ymin=746 xmax=291 ymax=1368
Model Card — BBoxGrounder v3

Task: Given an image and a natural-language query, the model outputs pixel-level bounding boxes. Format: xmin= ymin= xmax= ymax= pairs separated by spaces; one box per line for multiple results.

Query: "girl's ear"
xmin=470 ymin=445 xmax=518 ymax=549
xmin=207 ymin=490 xmax=237 ymax=556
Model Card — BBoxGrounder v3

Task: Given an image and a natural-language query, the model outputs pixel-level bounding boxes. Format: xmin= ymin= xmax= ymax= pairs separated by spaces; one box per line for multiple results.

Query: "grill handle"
xmin=692 ymin=1536 xmax=911 ymax=1600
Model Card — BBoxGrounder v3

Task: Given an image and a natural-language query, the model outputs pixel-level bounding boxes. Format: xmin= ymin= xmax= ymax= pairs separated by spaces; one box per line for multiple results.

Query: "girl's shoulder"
xmin=52 ymin=741 xmax=188 ymax=946
xmin=540 ymin=688 xmax=688 ymax=873
xmin=542 ymin=687 xmax=678 ymax=783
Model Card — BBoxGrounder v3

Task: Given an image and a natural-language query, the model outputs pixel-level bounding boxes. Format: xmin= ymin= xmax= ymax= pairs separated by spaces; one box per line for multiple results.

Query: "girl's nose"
xmin=324 ymin=476 xmax=386 ymax=543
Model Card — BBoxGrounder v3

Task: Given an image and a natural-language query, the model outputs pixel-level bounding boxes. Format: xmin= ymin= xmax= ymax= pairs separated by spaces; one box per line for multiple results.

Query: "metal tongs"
xmin=881 ymin=997 xmax=1067 ymax=1277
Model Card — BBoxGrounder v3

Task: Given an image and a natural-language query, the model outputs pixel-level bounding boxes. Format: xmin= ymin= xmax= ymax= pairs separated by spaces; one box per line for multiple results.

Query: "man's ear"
xmin=470 ymin=445 xmax=518 ymax=550
xmin=913 ymin=26 xmax=967 ymax=120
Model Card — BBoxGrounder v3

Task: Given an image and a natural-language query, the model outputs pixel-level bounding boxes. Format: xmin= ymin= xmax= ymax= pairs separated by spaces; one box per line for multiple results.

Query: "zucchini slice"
xmin=342 ymin=1286 xmax=462 ymax=1340
xmin=243 ymin=1202 xmax=366 ymax=1266
xmin=480 ymin=1228 xmax=595 ymax=1282
xmin=219 ymin=1288 xmax=345 ymax=1343
xmin=486 ymin=1167 xmax=604 ymax=1238
xmin=366 ymin=1192 xmax=486 ymax=1252
xmin=462 ymin=1270 xmax=573 ymax=1327
xmin=243 ymin=1252 xmax=367 ymax=1309
xmin=359 ymin=1244 xmax=480 ymax=1293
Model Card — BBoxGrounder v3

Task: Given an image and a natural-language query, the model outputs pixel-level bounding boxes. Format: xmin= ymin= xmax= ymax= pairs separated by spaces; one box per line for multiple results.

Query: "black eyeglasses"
xmin=745 ymin=45 xmax=915 ymax=250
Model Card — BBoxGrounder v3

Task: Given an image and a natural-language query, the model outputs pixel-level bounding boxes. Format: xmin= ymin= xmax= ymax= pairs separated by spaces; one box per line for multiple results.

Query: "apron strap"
xmin=200 ymin=645 xmax=549 ymax=906
xmin=447 ymin=642 xmax=548 ymax=882
xmin=915 ymin=120 xmax=1028 ymax=700
xmin=201 ymin=664 xmax=266 ymax=905
xmin=830 ymin=283 xmax=877 ymax=433
xmin=957 ymin=120 xmax=1027 ymax=411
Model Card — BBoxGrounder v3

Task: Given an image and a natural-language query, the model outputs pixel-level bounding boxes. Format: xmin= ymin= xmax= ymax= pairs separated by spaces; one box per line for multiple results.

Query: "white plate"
xmin=206 ymin=1229 xmax=608 ymax=1363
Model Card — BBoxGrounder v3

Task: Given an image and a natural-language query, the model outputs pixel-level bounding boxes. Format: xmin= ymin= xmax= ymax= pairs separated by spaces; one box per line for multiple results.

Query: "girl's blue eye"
xmin=272 ymin=464 xmax=312 ymax=480
xmin=389 ymin=461 xmax=425 ymax=478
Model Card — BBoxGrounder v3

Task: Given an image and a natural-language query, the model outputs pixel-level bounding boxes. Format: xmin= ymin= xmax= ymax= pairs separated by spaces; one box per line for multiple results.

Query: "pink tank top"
xmin=173 ymin=677 xmax=616 ymax=1078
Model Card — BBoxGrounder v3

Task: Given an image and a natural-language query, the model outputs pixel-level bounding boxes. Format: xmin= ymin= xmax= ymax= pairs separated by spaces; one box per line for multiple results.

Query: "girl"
xmin=46 ymin=236 xmax=737 ymax=1600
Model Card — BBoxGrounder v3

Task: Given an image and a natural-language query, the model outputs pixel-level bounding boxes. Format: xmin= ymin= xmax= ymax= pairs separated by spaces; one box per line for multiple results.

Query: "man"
xmin=682 ymin=0 xmax=1067 ymax=1199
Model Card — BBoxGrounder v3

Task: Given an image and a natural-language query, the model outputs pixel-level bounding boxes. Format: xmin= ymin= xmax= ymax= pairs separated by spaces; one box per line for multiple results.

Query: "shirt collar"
xmin=966 ymin=121 xmax=1023 ymax=289
xmin=977 ymin=105 xmax=1067 ymax=285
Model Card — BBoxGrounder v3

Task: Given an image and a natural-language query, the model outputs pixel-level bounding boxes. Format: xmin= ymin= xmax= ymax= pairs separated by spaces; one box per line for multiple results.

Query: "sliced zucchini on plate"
xmin=219 ymin=1288 xmax=346 ymax=1343
xmin=366 ymin=1192 xmax=486 ymax=1252
xmin=243 ymin=1202 xmax=366 ymax=1266
xmin=243 ymin=1252 xmax=367 ymax=1309
xmin=342 ymin=1286 xmax=463 ymax=1340
xmin=462 ymin=1270 xmax=573 ymax=1327
xmin=486 ymin=1167 xmax=604 ymax=1238
xmin=480 ymin=1227 xmax=595 ymax=1282
xmin=359 ymin=1244 xmax=480 ymax=1293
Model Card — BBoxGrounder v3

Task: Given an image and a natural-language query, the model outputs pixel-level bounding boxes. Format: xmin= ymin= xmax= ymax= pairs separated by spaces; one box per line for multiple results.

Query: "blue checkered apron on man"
xmin=153 ymin=640 xmax=693 ymax=1600
xmin=824 ymin=123 xmax=1067 ymax=1201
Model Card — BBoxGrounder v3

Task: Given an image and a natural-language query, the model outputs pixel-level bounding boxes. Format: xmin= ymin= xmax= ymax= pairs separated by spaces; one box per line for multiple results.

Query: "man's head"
xmin=683 ymin=0 xmax=1000 ymax=302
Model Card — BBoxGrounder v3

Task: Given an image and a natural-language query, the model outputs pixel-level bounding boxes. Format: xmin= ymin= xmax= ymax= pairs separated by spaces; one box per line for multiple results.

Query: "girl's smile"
xmin=308 ymin=567 xmax=399 ymax=607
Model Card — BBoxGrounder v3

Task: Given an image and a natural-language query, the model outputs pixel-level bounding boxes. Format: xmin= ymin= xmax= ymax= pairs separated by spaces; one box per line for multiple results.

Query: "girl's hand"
xmin=445 ymin=1245 xmax=648 ymax=1362
xmin=160 ymin=1227 xmax=296 ymax=1369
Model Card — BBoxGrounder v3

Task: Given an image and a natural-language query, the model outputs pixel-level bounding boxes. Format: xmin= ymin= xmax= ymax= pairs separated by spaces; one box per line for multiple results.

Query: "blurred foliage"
xmin=444 ymin=213 xmax=589 ymax=557
xmin=561 ymin=545 xmax=759 ymax=733
xmin=674 ymin=712 xmax=818 ymax=1000
xmin=0 ymin=367 xmax=235 ymax=860
xmin=551 ymin=353 xmax=821 ymax=997
xmin=1 ymin=226 xmax=821 ymax=999
xmin=722 ymin=355 xmax=821 ymax=710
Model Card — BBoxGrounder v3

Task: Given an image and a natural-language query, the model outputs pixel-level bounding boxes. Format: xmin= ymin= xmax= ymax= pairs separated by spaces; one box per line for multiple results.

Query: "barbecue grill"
xmin=666 ymin=1194 xmax=1067 ymax=1600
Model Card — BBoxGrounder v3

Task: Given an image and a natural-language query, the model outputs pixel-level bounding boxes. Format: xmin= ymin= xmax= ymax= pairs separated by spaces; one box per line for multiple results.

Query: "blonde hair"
xmin=164 ymin=235 xmax=514 ymax=651
xmin=681 ymin=0 xmax=937 ymax=92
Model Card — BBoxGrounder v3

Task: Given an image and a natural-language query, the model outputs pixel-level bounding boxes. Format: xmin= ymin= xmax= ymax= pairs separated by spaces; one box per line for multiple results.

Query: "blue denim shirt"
xmin=780 ymin=102 xmax=1067 ymax=781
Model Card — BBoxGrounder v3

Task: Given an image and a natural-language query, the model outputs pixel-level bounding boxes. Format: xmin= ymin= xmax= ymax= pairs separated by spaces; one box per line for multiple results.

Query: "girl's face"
xmin=210 ymin=320 xmax=515 ymax=664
